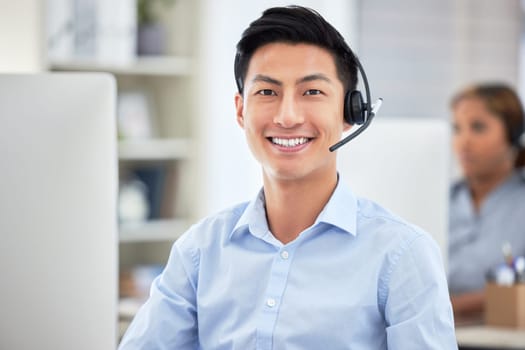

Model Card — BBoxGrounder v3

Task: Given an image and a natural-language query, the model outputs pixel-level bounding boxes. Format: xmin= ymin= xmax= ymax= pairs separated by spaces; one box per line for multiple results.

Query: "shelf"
xmin=118 ymin=138 xmax=191 ymax=160
xmin=119 ymin=298 xmax=144 ymax=339
xmin=119 ymin=219 xmax=188 ymax=242
xmin=119 ymin=297 xmax=143 ymax=320
xmin=49 ymin=56 xmax=192 ymax=76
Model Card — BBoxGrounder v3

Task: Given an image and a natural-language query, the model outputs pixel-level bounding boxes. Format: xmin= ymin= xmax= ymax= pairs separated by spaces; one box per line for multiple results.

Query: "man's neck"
xmin=263 ymin=172 xmax=338 ymax=244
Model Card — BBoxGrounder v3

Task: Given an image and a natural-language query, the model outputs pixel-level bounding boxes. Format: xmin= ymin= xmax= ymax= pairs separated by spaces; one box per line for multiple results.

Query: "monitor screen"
xmin=337 ymin=117 xmax=451 ymax=264
xmin=0 ymin=73 xmax=118 ymax=350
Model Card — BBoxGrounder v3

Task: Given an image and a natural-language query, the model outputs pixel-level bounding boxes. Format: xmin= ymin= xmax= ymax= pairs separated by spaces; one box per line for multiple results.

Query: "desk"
xmin=456 ymin=325 xmax=525 ymax=349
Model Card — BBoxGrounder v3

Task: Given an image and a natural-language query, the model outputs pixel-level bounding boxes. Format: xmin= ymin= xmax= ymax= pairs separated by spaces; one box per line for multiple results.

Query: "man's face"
xmin=235 ymin=42 xmax=350 ymax=183
xmin=452 ymin=97 xmax=513 ymax=180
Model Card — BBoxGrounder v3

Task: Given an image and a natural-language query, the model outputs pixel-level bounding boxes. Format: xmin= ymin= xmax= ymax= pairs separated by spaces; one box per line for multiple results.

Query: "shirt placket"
xmin=255 ymin=245 xmax=295 ymax=350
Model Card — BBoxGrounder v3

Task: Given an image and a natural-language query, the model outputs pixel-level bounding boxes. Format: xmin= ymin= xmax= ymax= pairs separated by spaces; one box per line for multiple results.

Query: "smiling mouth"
xmin=269 ymin=137 xmax=312 ymax=148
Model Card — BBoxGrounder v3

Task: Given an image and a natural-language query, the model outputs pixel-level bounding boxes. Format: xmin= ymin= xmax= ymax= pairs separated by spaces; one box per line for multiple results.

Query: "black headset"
xmin=511 ymin=120 xmax=525 ymax=148
xmin=512 ymin=129 xmax=524 ymax=148
xmin=343 ymin=58 xmax=371 ymax=125
xmin=330 ymin=56 xmax=382 ymax=152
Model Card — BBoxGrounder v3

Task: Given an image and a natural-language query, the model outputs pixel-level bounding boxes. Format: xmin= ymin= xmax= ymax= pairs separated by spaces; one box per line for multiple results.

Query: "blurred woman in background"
xmin=448 ymin=83 xmax=525 ymax=320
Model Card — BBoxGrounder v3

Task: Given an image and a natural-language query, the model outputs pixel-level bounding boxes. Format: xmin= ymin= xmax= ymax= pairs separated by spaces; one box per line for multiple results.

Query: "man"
xmin=119 ymin=6 xmax=457 ymax=349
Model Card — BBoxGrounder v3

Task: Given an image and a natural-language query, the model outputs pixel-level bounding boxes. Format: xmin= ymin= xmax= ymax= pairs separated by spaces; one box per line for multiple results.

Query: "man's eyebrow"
xmin=250 ymin=73 xmax=332 ymax=86
xmin=251 ymin=74 xmax=282 ymax=86
xmin=296 ymin=74 xmax=332 ymax=85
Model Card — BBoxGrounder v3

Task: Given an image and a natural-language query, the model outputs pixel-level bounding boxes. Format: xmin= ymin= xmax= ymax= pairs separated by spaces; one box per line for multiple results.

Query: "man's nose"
xmin=273 ymin=94 xmax=304 ymax=127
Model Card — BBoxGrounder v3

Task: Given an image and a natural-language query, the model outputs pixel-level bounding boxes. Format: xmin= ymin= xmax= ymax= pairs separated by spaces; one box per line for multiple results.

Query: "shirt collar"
xmin=230 ymin=177 xmax=358 ymax=241
xmin=315 ymin=178 xmax=357 ymax=236
xmin=231 ymin=189 xmax=269 ymax=240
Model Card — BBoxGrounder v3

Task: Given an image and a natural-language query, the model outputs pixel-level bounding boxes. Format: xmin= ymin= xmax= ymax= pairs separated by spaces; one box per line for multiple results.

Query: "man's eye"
xmin=257 ymin=89 xmax=276 ymax=96
xmin=305 ymin=89 xmax=322 ymax=96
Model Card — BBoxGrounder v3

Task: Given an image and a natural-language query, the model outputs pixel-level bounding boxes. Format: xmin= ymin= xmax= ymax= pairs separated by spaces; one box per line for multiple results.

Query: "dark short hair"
xmin=234 ymin=5 xmax=358 ymax=95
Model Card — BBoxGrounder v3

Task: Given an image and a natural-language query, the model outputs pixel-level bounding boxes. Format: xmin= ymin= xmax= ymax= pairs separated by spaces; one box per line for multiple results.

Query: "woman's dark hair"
xmin=234 ymin=5 xmax=358 ymax=95
xmin=451 ymin=83 xmax=525 ymax=168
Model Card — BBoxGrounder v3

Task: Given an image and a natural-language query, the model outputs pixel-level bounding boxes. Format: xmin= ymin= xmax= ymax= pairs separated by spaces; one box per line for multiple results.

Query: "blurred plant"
xmin=137 ymin=0 xmax=177 ymax=25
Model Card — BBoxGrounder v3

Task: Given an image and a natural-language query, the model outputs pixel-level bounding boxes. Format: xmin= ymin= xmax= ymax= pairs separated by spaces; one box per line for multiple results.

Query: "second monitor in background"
xmin=337 ymin=117 xmax=451 ymax=262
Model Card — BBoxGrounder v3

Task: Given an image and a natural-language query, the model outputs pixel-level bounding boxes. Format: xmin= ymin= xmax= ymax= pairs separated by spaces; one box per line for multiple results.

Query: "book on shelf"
xmin=119 ymin=264 xmax=163 ymax=320
xmin=119 ymin=264 xmax=163 ymax=299
xmin=47 ymin=0 xmax=137 ymax=65
xmin=133 ymin=164 xmax=166 ymax=220
xmin=159 ymin=163 xmax=179 ymax=219
xmin=119 ymin=162 xmax=179 ymax=223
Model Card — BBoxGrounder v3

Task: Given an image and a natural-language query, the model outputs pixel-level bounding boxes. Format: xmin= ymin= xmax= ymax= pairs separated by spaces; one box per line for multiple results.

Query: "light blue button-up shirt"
xmin=119 ymin=179 xmax=457 ymax=349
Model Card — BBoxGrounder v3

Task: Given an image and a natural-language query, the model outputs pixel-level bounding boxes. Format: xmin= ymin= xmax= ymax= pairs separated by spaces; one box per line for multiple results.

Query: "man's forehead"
xmin=245 ymin=43 xmax=338 ymax=82
xmin=249 ymin=42 xmax=334 ymax=63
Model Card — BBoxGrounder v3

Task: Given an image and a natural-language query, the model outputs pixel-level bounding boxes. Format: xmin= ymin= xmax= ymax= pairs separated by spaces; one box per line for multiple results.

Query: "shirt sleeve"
xmin=383 ymin=233 xmax=458 ymax=349
xmin=118 ymin=236 xmax=199 ymax=350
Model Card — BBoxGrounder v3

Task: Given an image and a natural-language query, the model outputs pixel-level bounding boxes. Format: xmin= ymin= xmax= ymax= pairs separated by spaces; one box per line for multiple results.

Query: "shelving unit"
xmin=48 ymin=57 xmax=194 ymax=250
xmin=118 ymin=138 xmax=191 ymax=161
xmin=44 ymin=1 xmax=199 ymax=340
xmin=119 ymin=218 xmax=188 ymax=243
xmin=49 ymin=55 xmax=192 ymax=77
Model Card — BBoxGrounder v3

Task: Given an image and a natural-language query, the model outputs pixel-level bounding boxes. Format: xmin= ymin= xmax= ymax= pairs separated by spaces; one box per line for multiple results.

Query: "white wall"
xmin=0 ymin=0 xmax=45 ymax=72
xmin=360 ymin=0 xmax=523 ymax=119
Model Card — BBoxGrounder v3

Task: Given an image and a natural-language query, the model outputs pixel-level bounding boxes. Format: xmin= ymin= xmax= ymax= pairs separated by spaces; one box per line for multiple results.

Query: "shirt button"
xmin=266 ymin=298 xmax=276 ymax=307
xmin=280 ymin=250 xmax=289 ymax=260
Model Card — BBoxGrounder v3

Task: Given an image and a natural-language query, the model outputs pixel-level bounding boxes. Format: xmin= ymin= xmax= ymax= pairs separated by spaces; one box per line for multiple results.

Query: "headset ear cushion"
xmin=347 ymin=90 xmax=366 ymax=125
xmin=512 ymin=127 xmax=524 ymax=147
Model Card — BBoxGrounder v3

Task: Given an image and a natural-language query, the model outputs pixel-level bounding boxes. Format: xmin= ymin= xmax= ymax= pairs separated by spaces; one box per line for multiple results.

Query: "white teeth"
xmin=271 ymin=137 xmax=309 ymax=147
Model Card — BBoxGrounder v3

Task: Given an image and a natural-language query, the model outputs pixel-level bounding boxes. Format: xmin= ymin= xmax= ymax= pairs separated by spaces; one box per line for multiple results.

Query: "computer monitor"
xmin=0 ymin=73 xmax=118 ymax=350
xmin=337 ymin=117 xmax=451 ymax=264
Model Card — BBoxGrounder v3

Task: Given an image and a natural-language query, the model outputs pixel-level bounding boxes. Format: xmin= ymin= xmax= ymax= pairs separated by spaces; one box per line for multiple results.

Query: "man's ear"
xmin=235 ymin=93 xmax=244 ymax=128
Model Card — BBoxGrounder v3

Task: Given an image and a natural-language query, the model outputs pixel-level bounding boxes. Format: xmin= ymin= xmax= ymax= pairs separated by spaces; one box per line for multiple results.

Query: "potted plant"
xmin=137 ymin=0 xmax=176 ymax=55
